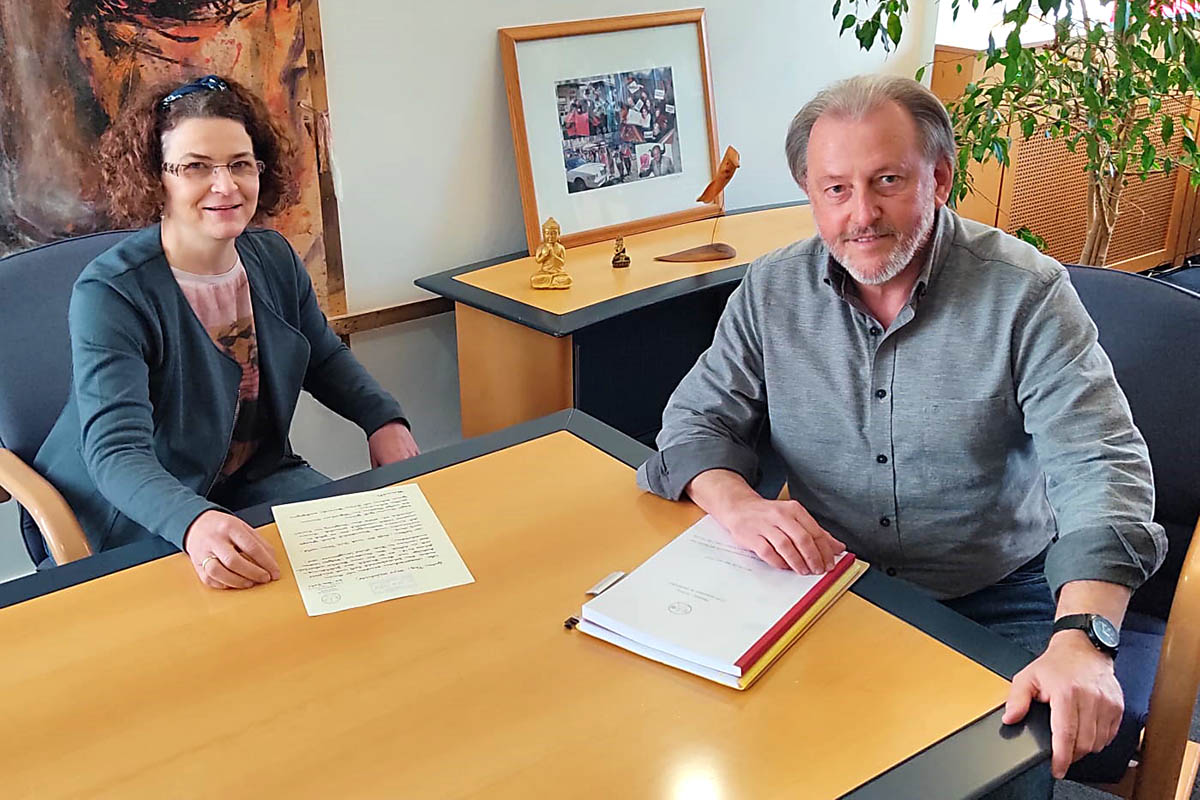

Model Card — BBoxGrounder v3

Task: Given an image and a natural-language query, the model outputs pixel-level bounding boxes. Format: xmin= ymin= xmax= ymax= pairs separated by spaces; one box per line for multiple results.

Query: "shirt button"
xmin=876 ymin=454 xmax=888 ymax=464
xmin=869 ymin=326 xmax=882 ymax=336
xmin=875 ymin=389 xmax=887 ymax=399
xmin=886 ymin=567 xmax=898 ymax=577
xmin=879 ymin=516 xmax=891 ymax=527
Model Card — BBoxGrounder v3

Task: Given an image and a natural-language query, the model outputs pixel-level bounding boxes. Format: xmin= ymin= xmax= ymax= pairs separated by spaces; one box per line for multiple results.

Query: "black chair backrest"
xmin=1067 ymin=265 xmax=1200 ymax=619
xmin=1155 ymin=266 xmax=1200 ymax=295
xmin=0 ymin=231 xmax=133 ymax=563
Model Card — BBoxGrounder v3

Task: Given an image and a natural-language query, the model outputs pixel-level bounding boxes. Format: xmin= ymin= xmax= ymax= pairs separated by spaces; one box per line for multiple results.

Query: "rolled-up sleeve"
xmin=1013 ymin=268 xmax=1167 ymax=595
xmin=636 ymin=266 xmax=768 ymax=499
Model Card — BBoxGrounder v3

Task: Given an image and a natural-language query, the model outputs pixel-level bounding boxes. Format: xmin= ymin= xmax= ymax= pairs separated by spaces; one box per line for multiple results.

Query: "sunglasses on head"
xmin=159 ymin=75 xmax=230 ymax=110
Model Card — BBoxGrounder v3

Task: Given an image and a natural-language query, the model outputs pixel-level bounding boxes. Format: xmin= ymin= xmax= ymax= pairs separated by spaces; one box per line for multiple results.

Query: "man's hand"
xmin=687 ymin=469 xmax=845 ymax=574
xmin=183 ymin=510 xmax=281 ymax=589
xmin=368 ymin=421 xmax=420 ymax=468
xmin=1002 ymin=630 xmax=1124 ymax=778
xmin=723 ymin=495 xmax=846 ymax=574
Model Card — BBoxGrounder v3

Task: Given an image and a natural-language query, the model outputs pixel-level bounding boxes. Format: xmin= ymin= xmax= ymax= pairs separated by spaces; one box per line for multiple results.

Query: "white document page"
xmin=582 ymin=515 xmax=844 ymax=675
xmin=272 ymin=484 xmax=474 ymax=616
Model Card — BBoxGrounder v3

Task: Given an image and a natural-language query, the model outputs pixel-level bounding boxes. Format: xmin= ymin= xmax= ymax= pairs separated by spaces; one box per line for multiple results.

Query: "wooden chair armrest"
xmin=1134 ymin=515 xmax=1200 ymax=800
xmin=0 ymin=448 xmax=93 ymax=565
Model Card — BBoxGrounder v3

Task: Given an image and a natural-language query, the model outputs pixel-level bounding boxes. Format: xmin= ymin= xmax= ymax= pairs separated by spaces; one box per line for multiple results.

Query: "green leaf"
xmin=991 ymin=139 xmax=1008 ymax=164
xmin=1114 ymin=0 xmax=1129 ymax=38
xmin=1038 ymin=0 xmax=1055 ymax=13
xmin=1141 ymin=144 xmax=1156 ymax=173
xmin=956 ymin=63 xmax=963 ymax=74
xmin=832 ymin=0 xmax=840 ymax=19
xmin=1006 ymin=28 xmax=1022 ymax=57
xmin=1015 ymin=226 xmax=1048 ymax=251
xmin=887 ymin=13 xmax=903 ymax=45
xmin=1184 ymin=136 xmax=1197 ymax=156
xmin=916 ymin=65 xmax=927 ymax=83
xmin=1021 ymin=115 xmax=1036 ymax=138
xmin=1155 ymin=63 xmax=1170 ymax=88
xmin=840 ymin=13 xmax=856 ymax=34
xmin=858 ymin=20 xmax=880 ymax=49
xmin=1163 ymin=116 xmax=1175 ymax=146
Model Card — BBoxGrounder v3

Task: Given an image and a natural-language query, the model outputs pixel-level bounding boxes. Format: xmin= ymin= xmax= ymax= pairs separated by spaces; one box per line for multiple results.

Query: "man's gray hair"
xmin=785 ymin=74 xmax=956 ymax=186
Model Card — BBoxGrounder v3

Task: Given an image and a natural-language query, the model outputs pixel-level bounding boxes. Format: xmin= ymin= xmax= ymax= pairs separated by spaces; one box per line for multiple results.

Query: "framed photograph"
xmin=499 ymin=10 xmax=721 ymax=254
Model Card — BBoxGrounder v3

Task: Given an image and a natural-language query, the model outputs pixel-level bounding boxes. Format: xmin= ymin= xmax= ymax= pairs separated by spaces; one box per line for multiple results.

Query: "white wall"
xmin=0 ymin=1 xmax=938 ymax=583
xmin=320 ymin=0 xmax=939 ymax=311
xmin=935 ymin=0 xmax=1110 ymax=49
xmin=289 ymin=313 xmax=463 ymax=479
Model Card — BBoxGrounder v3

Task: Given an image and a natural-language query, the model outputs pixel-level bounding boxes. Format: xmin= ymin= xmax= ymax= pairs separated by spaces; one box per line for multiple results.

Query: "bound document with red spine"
xmin=578 ymin=515 xmax=865 ymax=689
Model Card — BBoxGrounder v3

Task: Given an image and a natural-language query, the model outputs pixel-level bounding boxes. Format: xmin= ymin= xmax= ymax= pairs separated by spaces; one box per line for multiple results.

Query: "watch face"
xmin=1091 ymin=616 xmax=1120 ymax=649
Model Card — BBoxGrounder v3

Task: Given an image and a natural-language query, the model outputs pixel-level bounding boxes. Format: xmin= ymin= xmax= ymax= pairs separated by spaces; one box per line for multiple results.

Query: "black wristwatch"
xmin=1052 ymin=613 xmax=1120 ymax=658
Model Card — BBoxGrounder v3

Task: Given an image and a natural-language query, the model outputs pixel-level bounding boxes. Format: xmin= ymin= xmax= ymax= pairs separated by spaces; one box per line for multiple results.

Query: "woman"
xmin=33 ymin=75 xmax=419 ymax=589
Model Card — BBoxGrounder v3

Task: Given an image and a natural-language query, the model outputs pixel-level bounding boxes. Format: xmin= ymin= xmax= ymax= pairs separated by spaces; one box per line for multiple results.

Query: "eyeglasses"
xmin=159 ymin=75 xmax=229 ymax=110
xmin=162 ymin=159 xmax=266 ymax=182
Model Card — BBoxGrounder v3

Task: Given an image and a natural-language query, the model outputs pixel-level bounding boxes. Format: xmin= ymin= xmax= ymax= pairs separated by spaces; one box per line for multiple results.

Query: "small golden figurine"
xmin=612 ymin=235 xmax=631 ymax=268
xmin=530 ymin=217 xmax=572 ymax=289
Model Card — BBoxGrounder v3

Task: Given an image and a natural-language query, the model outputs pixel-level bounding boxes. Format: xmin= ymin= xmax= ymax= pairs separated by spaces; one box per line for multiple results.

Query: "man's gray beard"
xmin=830 ymin=200 xmax=937 ymax=287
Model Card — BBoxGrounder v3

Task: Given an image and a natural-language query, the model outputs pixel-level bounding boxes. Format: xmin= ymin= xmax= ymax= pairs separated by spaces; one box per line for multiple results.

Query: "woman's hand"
xmin=368 ymin=421 xmax=420 ymax=468
xmin=183 ymin=510 xmax=281 ymax=589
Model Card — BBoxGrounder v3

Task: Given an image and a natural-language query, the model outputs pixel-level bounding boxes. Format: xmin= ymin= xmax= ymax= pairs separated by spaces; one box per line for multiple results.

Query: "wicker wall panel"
xmin=1005 ymin=98 xmax=1187 ymax=267
xmin=1006 ymin=134 xmax=1090 ymax=264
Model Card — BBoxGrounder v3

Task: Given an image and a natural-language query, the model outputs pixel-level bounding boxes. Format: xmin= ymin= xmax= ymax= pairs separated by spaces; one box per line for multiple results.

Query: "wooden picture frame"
xmin=499 ymin=9 xmax=722 ymax=254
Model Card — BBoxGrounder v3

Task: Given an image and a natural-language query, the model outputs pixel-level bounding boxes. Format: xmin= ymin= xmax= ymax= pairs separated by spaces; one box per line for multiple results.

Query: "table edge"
xmin=413 ymin=200 xmax=809 ymax=336
xmin=0 ymin=407 xmax=1050 ymax=797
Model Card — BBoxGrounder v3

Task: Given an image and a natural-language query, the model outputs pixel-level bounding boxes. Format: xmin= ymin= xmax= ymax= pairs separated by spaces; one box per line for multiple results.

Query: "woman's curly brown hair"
xmin=98 ymin=76 xmax=301 ymax=227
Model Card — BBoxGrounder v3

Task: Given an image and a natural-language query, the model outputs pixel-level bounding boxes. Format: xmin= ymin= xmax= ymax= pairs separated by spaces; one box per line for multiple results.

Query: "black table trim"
xmin=413 ymin=201 xmax=811 ymax=337
xmin=0 ymin=408 xmax=1050 ymax=798
xmin=237 ymin=410 xmax=579 ymax=527
xmin=0 ymin=538 xmax=177 ymax=609
xmin=0 ymin=411 xmax=579 ymax=609
xmin=843 ymin=705 xmax=1052 ymax=799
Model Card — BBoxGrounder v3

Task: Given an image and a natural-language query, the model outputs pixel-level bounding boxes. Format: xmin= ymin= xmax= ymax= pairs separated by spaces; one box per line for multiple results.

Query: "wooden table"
xmin=416 ymin=203 xmax=817 ymax=442
xmin=0 ymin=411 xmax=1050 ymax=799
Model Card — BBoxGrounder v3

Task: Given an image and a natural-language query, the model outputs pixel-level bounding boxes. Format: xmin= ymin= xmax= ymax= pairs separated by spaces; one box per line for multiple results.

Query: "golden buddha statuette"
xmin=530 ymin=217 xmax=572 ymax=289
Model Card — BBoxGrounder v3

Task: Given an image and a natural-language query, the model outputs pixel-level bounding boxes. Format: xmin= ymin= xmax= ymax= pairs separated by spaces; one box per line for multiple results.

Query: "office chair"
xmin=1064 ymin=265 xmax=1200 ymax=800
xmin=767 ymin=266 xmax=1199 ymax=797
xmin=1156 ymin=265 xmax=1200 ymax=296
xmin=0 ymin=230 xmax=133 ymax=567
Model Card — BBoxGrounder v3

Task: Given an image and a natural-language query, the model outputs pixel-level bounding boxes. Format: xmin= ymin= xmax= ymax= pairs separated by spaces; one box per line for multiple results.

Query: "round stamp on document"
xmin=668 ymin=602 xmax=693 ymax=615
xmin=320 ymin=592 xmax=342 ymax=605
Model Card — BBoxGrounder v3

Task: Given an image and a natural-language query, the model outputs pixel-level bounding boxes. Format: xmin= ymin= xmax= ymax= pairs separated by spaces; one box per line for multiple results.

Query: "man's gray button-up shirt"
xmin=637 ymin=207 xmax=1166 ymax=600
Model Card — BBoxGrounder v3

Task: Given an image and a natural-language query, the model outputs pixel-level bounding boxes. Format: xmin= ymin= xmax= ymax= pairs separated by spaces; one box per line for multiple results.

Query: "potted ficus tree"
xmin=831 ymin=0 xmax=1200 ymax=265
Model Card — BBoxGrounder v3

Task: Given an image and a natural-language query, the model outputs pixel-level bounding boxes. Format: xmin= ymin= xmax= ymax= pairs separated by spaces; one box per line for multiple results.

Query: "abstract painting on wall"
xmin=0 ymin=0 xmax=333 ymax=306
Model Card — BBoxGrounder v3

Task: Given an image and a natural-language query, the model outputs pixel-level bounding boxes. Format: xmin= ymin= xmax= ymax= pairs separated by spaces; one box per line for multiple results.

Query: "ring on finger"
xmin=200 ymin=555 xmax=218 ymax=570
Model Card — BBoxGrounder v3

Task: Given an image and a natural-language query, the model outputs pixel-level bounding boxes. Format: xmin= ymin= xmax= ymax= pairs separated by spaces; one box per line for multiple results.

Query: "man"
xmin=637 ymin=75 xmax=1165 ymax=797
